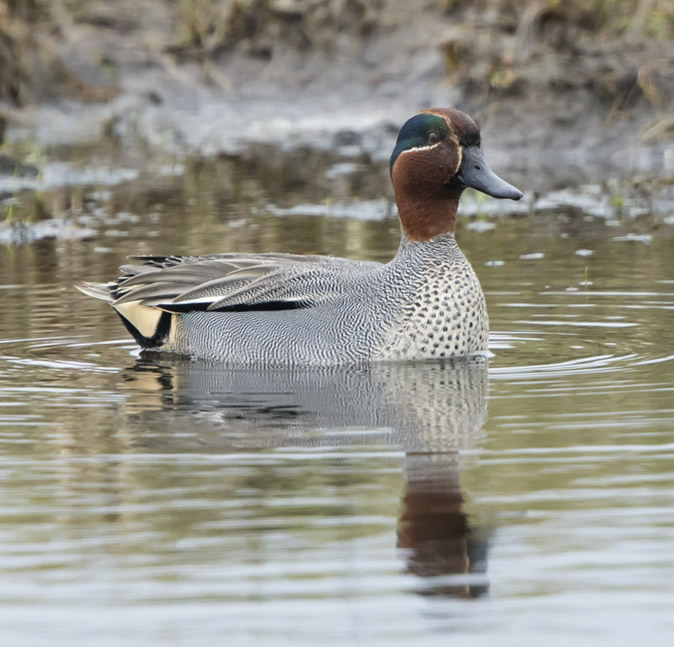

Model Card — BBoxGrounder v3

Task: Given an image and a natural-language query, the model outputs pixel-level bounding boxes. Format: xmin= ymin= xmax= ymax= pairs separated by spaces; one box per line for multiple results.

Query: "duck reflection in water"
xmin=120 ymin=356 xmax=491 ymax=600
xmin=399 ymin=452 xmax=489 ymax=598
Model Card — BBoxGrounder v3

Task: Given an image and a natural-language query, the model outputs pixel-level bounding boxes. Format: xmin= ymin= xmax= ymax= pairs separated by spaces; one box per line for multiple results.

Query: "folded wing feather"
xmin=99 ymin=252 xmax=378 ymax=313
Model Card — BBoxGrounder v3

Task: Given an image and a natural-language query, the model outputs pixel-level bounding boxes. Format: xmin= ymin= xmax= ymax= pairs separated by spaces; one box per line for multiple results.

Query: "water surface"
xmin=1 ymin=148 xmax=673 ymax=645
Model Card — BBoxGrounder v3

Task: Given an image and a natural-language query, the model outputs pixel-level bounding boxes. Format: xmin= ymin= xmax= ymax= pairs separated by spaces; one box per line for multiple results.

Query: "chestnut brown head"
xmin=390 ymin=108 xmax=522 ymax=241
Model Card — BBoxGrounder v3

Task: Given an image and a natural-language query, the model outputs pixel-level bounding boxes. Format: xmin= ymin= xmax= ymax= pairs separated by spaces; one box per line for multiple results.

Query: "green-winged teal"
xmin=78 ymin=108 xmax=522 ymax=365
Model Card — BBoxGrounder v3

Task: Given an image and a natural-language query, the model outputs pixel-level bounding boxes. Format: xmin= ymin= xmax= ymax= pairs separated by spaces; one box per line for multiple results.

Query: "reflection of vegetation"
xmin=1 ymin=190 xmax=53 ymax=226
xmin=0 ymin=140 xmax=396 ymax=251
xmin=1 ymin=135 xmax=672 ymax=248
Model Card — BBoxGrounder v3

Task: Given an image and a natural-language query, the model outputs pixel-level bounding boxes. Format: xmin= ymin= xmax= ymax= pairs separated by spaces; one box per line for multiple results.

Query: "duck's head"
xmin=390 ymin=108 xmax=522 ymax=242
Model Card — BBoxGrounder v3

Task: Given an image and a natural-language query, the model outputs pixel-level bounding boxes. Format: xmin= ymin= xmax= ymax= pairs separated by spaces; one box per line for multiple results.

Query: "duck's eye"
xmin=427 ymin=131 xmax=440 ymax=145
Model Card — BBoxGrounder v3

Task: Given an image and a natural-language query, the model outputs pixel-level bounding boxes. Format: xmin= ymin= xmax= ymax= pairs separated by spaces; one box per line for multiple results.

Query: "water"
xmin=0 ymin=146 xmax=673 ymax=646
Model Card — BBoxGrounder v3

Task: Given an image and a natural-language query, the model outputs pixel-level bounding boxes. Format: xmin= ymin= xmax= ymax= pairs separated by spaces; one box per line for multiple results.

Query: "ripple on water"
xmin=1 ymin=216 xmax=674 ymax=645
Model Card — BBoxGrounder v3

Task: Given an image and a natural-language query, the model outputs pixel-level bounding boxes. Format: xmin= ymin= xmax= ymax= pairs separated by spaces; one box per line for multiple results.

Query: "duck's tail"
xmin=75 ymin=282 xmax=174 ymax=350
xmin=75 ymin=281 xmax=115 ymax=303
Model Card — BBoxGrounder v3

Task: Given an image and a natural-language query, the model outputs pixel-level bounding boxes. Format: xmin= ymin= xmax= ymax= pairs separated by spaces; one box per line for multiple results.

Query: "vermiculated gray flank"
xmin=81 ymin=232 xmax=489 ymax=365
xmin=180 ymin=233 xmax=486 ymax=364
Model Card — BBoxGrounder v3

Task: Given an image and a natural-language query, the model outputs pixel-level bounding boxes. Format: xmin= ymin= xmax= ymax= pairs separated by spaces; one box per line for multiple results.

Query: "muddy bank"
xmin=1 ymin=0 xmax=673 ymax=218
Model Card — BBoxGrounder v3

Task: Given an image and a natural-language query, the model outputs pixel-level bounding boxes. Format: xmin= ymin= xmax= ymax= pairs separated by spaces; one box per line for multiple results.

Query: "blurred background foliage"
xmin=1 ymin=0 xmax=672 ymax=106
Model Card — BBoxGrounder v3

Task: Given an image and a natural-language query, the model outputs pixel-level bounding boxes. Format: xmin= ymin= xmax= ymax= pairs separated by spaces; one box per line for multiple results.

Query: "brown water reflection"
xmin=399 ymin=452 xmax=490 ymax=599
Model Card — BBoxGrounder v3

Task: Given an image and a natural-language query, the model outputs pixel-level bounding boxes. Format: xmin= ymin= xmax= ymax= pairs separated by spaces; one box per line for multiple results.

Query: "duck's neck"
xmin=395 ymin=227 xmax=459 ymax=259
xmin=396 ymin=191 xmax=462 ymax=242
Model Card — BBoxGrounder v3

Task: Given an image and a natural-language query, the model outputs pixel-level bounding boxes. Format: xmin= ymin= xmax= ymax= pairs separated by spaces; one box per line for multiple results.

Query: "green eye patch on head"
xmin=389 ymin=113 xmax=450 ymax=175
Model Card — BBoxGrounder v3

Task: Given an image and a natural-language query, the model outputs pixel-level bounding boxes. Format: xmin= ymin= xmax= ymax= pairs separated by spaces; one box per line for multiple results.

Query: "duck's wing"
xmin=78 ymin=252 xmax=380 ymax=313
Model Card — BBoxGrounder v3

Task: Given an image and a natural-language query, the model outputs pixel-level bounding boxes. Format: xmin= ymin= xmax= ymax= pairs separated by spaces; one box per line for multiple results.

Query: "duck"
xmin=78 ymin=108 xmax=522 ymax=365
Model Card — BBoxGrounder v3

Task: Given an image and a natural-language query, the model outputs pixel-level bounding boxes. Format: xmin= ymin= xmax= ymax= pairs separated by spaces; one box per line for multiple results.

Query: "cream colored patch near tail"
xmin=113 ymin=301 xmax=163 ymax=340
